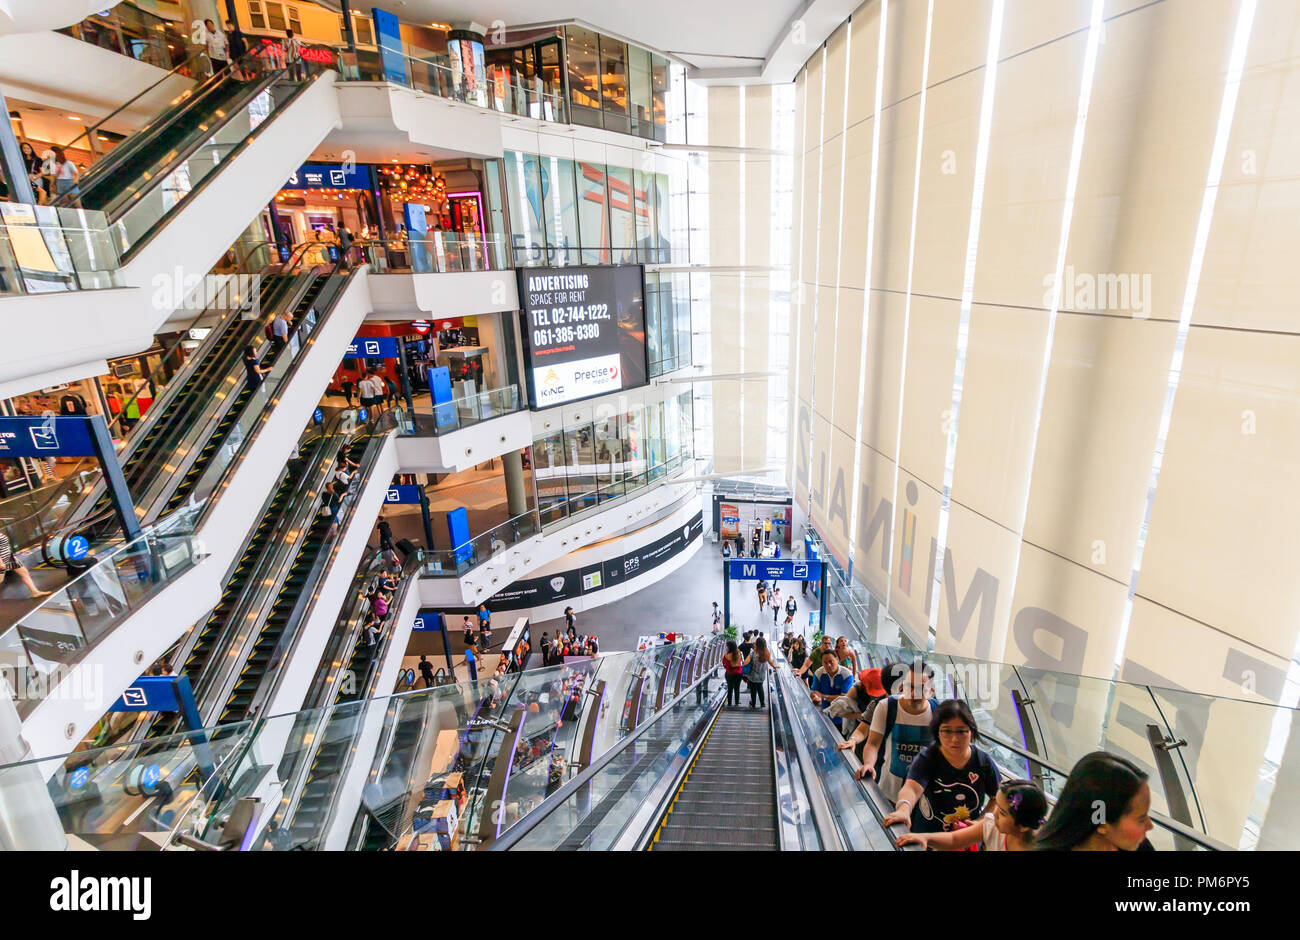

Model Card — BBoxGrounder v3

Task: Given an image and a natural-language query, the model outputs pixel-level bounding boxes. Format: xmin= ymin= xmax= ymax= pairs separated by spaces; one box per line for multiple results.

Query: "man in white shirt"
xmin=204 ymin=20 xmax=229 ymax=75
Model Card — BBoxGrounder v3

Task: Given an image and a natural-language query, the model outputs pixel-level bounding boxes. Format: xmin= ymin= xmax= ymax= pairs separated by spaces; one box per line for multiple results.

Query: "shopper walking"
xmin=418 ymin=654 xmax=436 ymax=688
xmin=49 ymin=148 xmax=80 ymax=202
xmin=721 ymin=640 xmax=744 ymax=707
xmin=743 ymin=636 xmax=772 ymax=708
xmin=377 ymin=517 xmax=396 ymax=562
xmin=242 ymin=344 xmax=271 ymax=390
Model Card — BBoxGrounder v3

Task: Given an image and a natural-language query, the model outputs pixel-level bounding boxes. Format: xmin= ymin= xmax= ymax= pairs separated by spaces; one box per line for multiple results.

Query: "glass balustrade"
xmin=0 ymin=203 xmax=124 ymax=295
xmin=353 ymin=232 xmax=509 ymax=274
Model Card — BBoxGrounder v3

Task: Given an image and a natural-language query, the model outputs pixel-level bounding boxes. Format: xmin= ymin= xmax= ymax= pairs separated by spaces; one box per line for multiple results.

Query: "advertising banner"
xmin=517 ymin=265 xmax=649 ymax=408
xmin=719 ymin=502 xmax=740 ymax=539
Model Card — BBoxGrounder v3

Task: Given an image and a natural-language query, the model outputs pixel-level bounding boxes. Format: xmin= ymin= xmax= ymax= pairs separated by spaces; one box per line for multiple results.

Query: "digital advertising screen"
xmin=517 ymin=265 xmax=649 ymax=409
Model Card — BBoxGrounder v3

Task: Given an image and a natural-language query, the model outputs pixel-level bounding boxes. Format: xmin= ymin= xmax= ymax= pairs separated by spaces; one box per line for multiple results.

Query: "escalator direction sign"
xmin=384 ymin=484 xmax=423 ymax=504
xmin=726 ymin=559 xmax=823 ymax=582
xmin=108 ymin=677 xmax=182 ymax=712
xmin=0 ymin=416 xmax=97 ymax=458
xmin=344 ymin=336 xmax=400 ymax=359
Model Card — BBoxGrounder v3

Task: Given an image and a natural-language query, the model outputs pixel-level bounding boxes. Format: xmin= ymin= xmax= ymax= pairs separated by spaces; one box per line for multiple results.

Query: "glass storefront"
xmin=529 ymin=391 xmax=693 ymax=524
xmin=503 ymin=151 xmax=672 ymax=268
xmin=564 ymin=27 xmax=669 ymax=142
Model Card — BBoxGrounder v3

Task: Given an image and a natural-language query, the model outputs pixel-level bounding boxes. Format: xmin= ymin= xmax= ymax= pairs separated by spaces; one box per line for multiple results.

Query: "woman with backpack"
xmin=881 ymin=699 xmax=1000 ymax=836
xmin=743 ymin=636 xmax=773 ymax=708
xmin=721 ymin=640 xmax=744 ymax=707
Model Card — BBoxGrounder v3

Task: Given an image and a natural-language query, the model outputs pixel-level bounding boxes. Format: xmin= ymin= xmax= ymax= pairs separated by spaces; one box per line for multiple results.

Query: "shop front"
xmin=0 ymin=340 xmax=192 ymax=494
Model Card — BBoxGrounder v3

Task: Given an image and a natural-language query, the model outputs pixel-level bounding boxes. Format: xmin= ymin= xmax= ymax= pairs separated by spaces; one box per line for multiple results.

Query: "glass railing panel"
xmin=505 ymin=679 xmax=719 ymax=850
xmin=102 ymin=60 xmax=326 ymax=257
xmin=355 ymin=233 xmax=510 ymax=274
xmin=0 ymin=714 xmax=256 ymax=850
xmin=0 ymin=203 xmax=125 ymax=295
xmin=1 ymin=510 xmax=203 ymax=717
xmin=404 ymin=383 xmax=522 ymax=436
xmin=801 ymin=526 xmax=1292 ymax=850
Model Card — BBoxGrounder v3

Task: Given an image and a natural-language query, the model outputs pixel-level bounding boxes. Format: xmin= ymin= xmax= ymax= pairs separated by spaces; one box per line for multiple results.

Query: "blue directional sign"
xmin=141 ymin=764 xmax=162 ymax=789
xmin=344 ymin=336 xmax=400 ymax=359
xmin=313 ymin=407 xmax=323 ymax=424
xmin=727 ymin=559 xmax=823 ymax=582
xmin=0 ymin=416 xmax=97 ymax=458
xmin=358 ymin=407 xmax=368 ymax=422
xmin=64 ymin=535 xmax=89 ymax=561
xmin=109 ymin=676 xmax=182 ymax=712
xmin=384 ymin=484 xmax=423 ymax=505
xmin=69 ymin=767 xmax=90 ymax=789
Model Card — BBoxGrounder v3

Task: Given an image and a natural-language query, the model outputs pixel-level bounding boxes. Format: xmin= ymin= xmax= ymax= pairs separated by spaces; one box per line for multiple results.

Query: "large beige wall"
xmin=790 ymin=0 xmax=1300 ymax=846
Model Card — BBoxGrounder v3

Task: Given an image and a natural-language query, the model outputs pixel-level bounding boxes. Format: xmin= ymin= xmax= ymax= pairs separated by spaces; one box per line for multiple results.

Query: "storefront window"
xmin=629 ymin=45 xmax=653 ymax=139
xmin=646 ymin=401 xmax=666 ymax=480
xmin=533 ymin=430 xmax=568 ymax=515
xmin=622 ymin=404 xmax=646 ymax=489
xmin=594 ymin=415 xmax=623 ymax=497
xmin=598 ymin=37 xmax=629 ymax=133
xmin=651 ymin=55 xmax=670 ymax=141
xmin=633 ymin=169 xmax=654 ymax=262
xmin=563 ymin=422 xmax=597 ymax=509
xmin=576 ymin=162 xmax=610 ymax=265
xmin=542 ymin=157 xmax=580 ymax=267
xmin=565 ymin=26 xmax=602 ymax=127
xmin=504 ymin=151 xmax=545 ymax=265
xmin=606 ymin=166 xmax=635 ymax=263
xmin=654 ymin=173 xmax=671 ymax=263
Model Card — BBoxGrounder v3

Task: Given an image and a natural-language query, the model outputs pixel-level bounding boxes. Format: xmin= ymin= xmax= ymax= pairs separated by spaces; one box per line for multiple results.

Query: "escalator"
xmin=218 ymin=506 xmax=331 ymax=724
xmin=174 ymin=464 xmax=303 ymax=688
xmin=57 ymin=48 xmax=324 ymax=259
xmin=272 ymin=544 xmax=424 ymax=848
xmin=158 ymin=273 xmax=329 ymax=515
xmin=649 ymin=706 xmax=779 ymax=851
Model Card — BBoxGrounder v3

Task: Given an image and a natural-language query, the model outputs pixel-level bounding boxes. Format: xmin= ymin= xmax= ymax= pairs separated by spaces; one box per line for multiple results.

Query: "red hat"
xmin=859 ymin=668 xmax=886 ymax=697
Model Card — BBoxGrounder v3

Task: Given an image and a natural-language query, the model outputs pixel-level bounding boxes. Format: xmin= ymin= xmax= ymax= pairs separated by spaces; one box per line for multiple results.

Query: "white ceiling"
xmin=370 ymin=0 xmax=800 ymax=71
xmin=322 ymin=0 xmax=863 ymax=82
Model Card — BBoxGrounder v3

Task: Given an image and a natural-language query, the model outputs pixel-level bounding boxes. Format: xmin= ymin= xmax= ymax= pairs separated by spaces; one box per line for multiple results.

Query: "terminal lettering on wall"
xmin=516 ymin=265 xmax=649 ymax=408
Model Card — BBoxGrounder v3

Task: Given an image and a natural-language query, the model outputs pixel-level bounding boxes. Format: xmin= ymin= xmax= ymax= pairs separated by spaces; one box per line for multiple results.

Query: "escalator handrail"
xmin=115 ymin=64 xmax=333 ymax=262
xmin=772 ymin=662 xmax=917 ymax=851
xmin=58 ymin=46 xmax=284 ymax=211
xmin=269 ymin=549 xmax=427 ymax=844
xmin=185 ymin=265 xmax=353 ymax=533
xmin=484 ymin=638 xmax=724 ymax=851
xmin=13 ymin=243 xmax=289 ymax=551
xmin=56 ymin=50 xmax=209 ymax=173
xmin=241 ymin=407 xmax=412 ymax=720
xmin=188 ymin=408 xmax=354 ymax=712
xmin=767 ymin=667 xmax=834 ymax=850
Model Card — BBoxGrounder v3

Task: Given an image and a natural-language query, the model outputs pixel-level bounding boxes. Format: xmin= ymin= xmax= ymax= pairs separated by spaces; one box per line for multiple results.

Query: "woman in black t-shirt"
xmin=882 ymin=699 xmax=1000 ymax=835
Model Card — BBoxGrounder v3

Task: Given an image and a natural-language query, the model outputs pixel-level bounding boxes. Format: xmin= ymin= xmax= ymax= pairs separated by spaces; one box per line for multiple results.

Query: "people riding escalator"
xmin=742 ymin=636 xmax=772 ymax=708
xmin=721 ymin=640 xmax=744 ymax=707
xmin=243 ymin=344 xmax=271 ymax=389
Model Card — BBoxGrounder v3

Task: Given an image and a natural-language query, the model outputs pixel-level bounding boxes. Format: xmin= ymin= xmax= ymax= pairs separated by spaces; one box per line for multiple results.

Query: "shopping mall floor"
xmin=527 ymin=538 xmax=853 ymax=657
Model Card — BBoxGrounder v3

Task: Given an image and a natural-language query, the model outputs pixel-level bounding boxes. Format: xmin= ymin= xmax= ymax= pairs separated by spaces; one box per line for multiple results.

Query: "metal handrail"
xmin=59 ymin=51 xmax=207 ymax=161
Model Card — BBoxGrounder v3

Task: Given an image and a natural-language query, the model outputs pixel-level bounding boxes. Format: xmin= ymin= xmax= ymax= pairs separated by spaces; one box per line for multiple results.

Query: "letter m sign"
xmin=743 ymin=564 xmax=756 ymax=578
